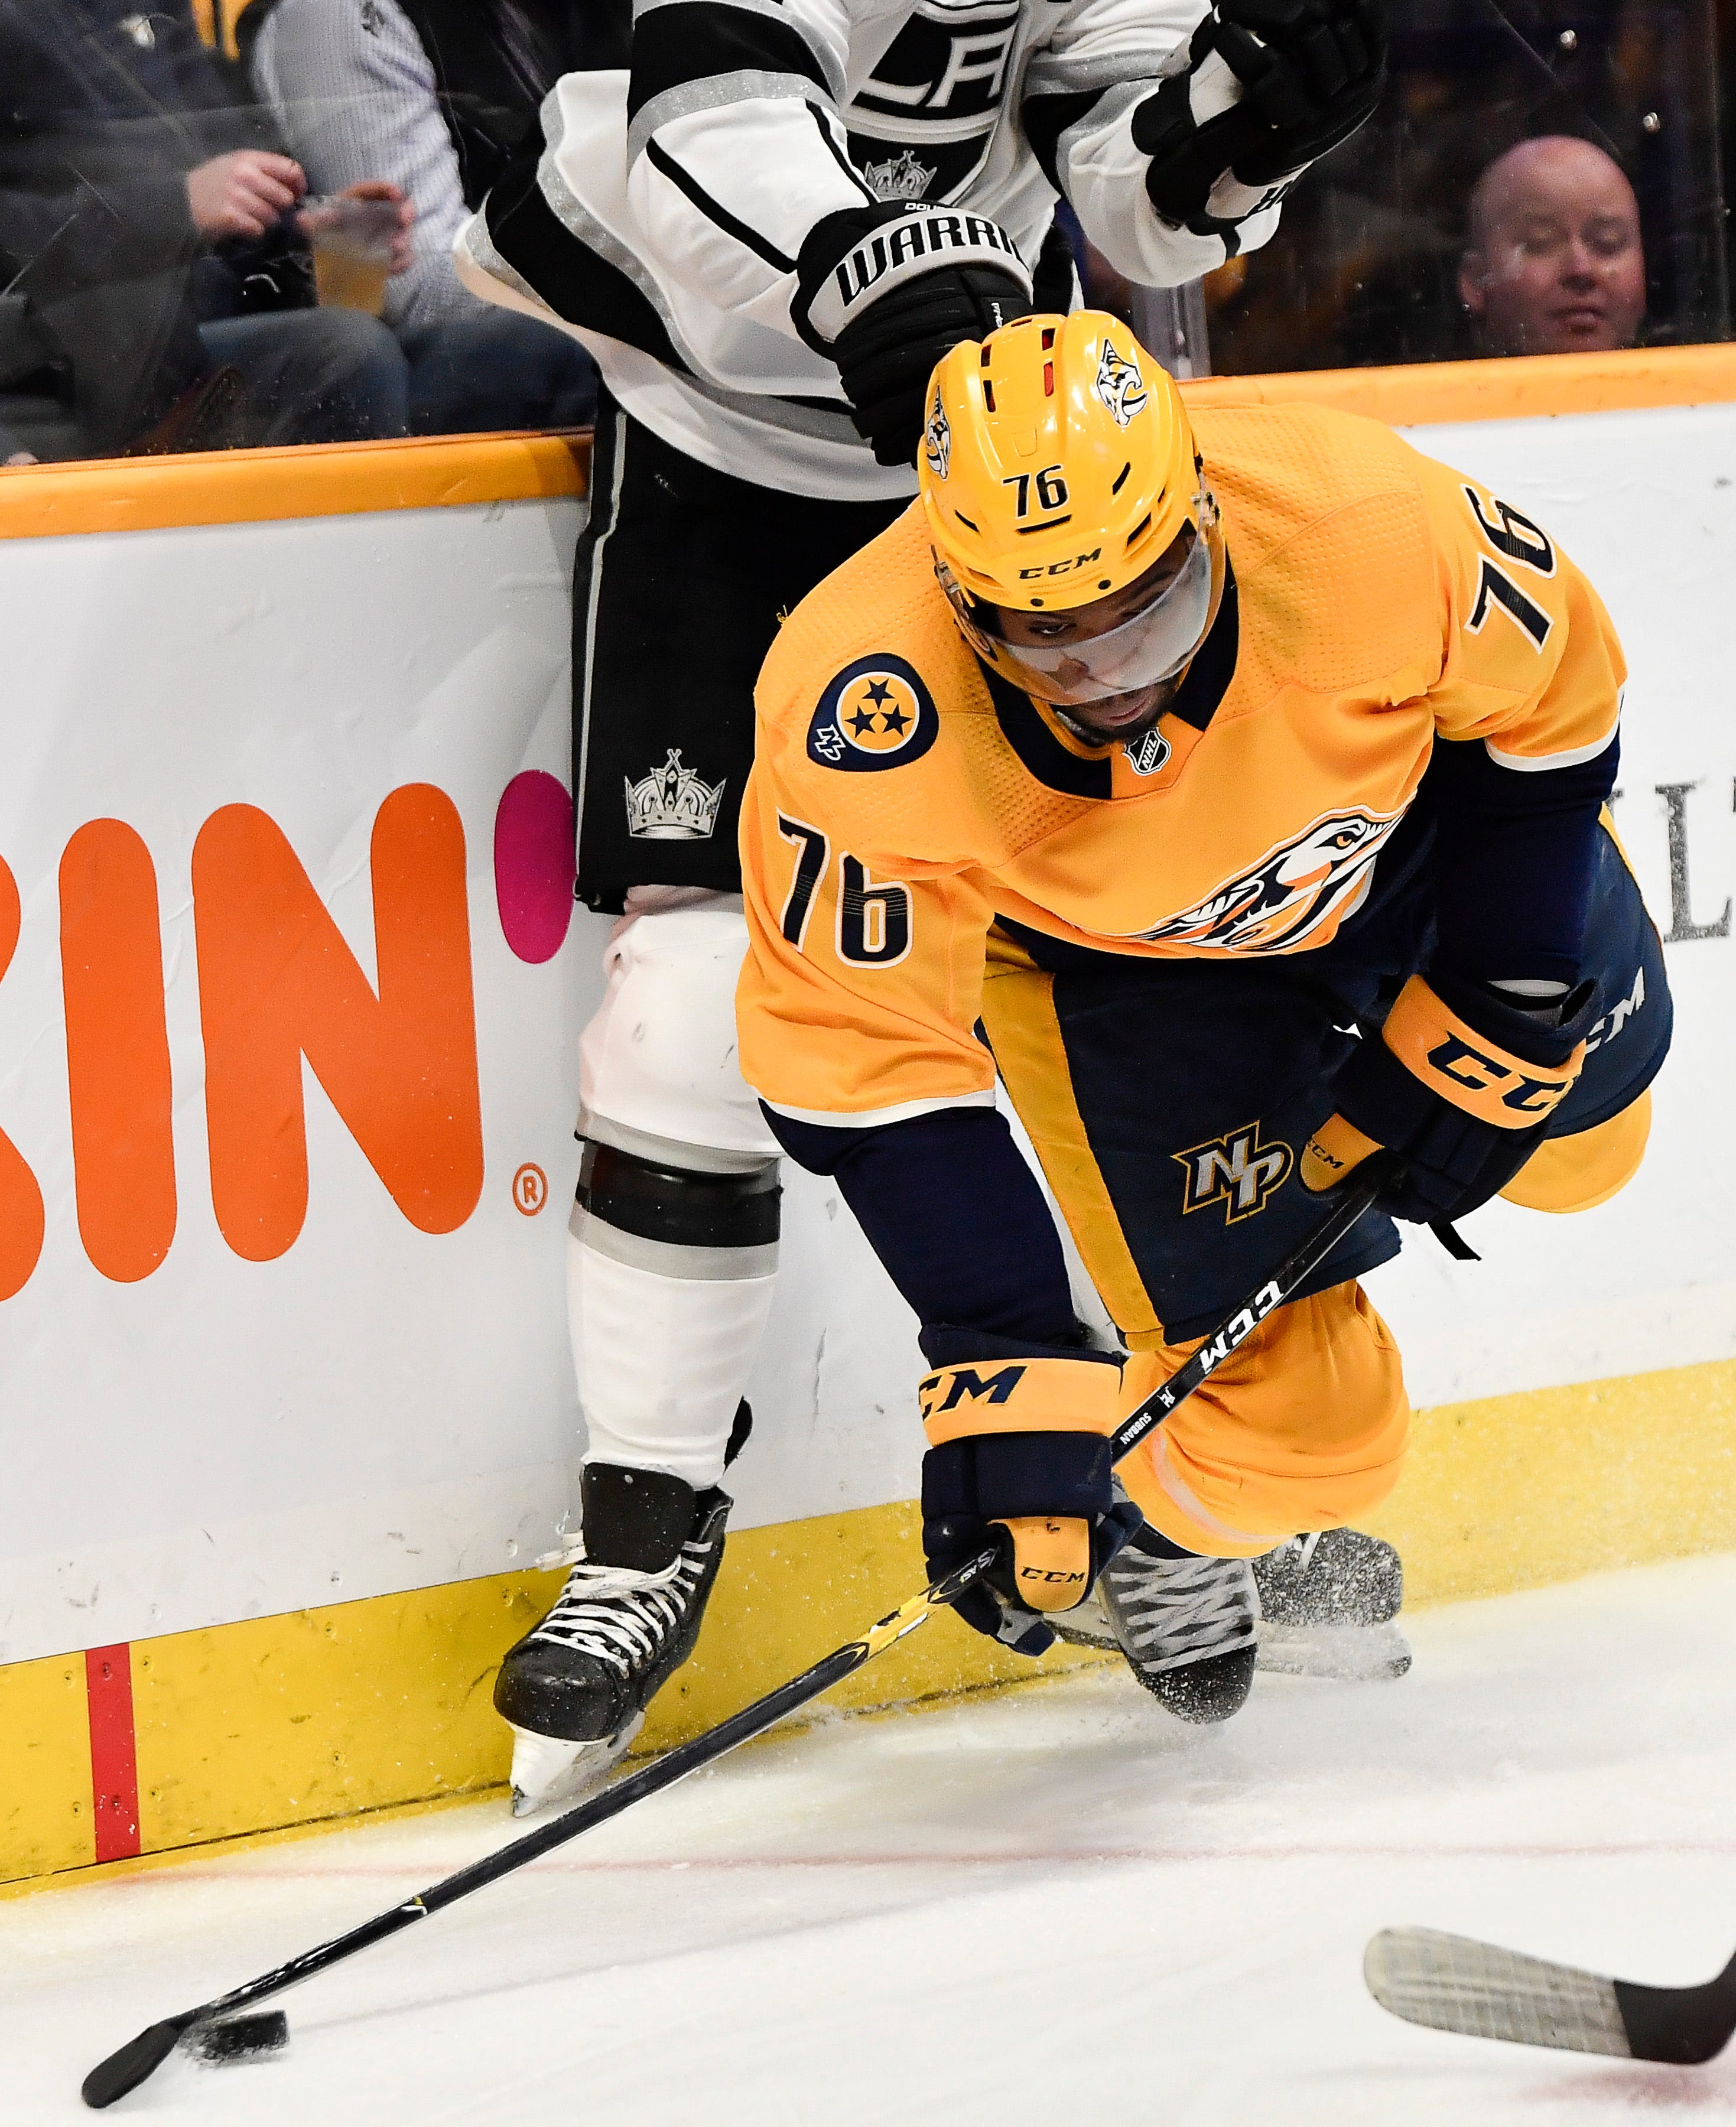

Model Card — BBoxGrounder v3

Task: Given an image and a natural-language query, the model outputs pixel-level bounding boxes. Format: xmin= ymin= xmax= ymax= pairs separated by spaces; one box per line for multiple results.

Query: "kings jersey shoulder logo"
xmin=625 ymin=749 xmax=725 ymax=839
xmin=1130 ymin=808 xmax=1405 ymax=954
xmin=807 ymin=654 xmax=940 ymax=773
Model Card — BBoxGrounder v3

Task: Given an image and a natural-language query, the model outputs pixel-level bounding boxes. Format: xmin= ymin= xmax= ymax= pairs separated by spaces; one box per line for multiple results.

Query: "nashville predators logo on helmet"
xmin=1094 ymin=336 xmax=1148 ymax=430
xmin=1129 ymin=808 xmax=1406 ymax=954
xmin=807 ymin=653 xmax=939 ymax=773
xmin=924 ymin=386 xmax=951 ymax=481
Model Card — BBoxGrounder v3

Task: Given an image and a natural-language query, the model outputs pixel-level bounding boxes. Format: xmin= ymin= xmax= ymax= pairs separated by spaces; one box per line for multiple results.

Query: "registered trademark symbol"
xmin=512 ymin=1163 xmax=548 ymax=1215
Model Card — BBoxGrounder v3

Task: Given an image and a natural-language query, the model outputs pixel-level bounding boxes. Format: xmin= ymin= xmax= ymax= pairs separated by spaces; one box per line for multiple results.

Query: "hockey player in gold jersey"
xmin=736 ymin=311 xmax=1669 ymax=1717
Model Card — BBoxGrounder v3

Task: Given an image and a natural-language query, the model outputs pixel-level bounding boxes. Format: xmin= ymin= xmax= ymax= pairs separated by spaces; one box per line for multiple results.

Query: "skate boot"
xmin=496 ymin=1462 xmax=732 ymax=1815
xmin=1252 ymin=1528 xmax=1411 ymax=1681
xmin=1055 ymin=1500 xmax=1258 ymax=1723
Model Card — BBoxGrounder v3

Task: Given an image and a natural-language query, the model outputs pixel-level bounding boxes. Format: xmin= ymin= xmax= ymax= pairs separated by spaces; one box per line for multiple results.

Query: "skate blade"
xmin=1254 ymin=1618 xmax=1411 ymax=1681
xmin=1051 ymin=1589 xmax=1114 ymax=1652
xmin=508 ymin=1712 xmax=645 ymax=1817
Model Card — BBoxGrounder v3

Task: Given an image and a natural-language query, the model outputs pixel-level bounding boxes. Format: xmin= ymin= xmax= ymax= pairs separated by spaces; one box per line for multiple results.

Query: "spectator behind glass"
xmin=1459 ymin=136 xmax=1647 ymax=357
xmin=246 ymin=0 xmax=616 ymax=435
xmin=0 ymin=0 xmax=414 ymax=460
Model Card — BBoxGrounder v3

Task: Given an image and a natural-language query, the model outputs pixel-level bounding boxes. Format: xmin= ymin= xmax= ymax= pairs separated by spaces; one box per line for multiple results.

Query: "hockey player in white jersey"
xmin=454 ymin=0 xmax=1390 ymax=1810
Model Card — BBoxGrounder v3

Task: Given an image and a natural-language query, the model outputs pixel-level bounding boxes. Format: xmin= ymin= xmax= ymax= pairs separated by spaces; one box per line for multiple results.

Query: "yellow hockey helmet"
xmin=918 ymin=311 xmax=1222 ymax=705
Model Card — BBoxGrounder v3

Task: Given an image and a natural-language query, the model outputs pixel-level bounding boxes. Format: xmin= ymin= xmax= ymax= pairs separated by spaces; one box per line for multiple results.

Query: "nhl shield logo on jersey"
xmin=807 ymin=653 xmax=939 ymax=773
xmin=1173 ymin=1123 xmax=1294 ymax=1224
xmin=624 ymin=749 xmax=726 ymax=838
xmin=1123 ymin=726 xmax=1171 ymax=776
xmin=1094 ymin=336 xmax=1147 ymax=430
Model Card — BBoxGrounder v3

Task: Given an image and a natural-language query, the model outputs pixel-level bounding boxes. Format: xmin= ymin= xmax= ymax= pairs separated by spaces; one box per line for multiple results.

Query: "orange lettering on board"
xmin=60 ymin=821 xmax=177 ymax=1282
xmin=194 ymin=786 xmax=484 ymax=1262
xmin=0 ymin=857 xmax=45 ymax=1300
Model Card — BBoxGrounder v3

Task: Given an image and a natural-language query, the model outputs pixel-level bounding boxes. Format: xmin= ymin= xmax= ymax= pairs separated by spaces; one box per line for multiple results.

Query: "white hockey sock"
xmin=567 ymin=1222 xmax=776 ymax=1492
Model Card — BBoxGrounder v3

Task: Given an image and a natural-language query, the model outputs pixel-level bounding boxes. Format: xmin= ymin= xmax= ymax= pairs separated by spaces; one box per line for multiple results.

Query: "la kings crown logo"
xmin=848 ymin=0 xmax=1020 ymax=202
xmin=625 ymin=749 xmax=724 ymax=840
xmin=862 ymin=149 xmax=936 ymax=201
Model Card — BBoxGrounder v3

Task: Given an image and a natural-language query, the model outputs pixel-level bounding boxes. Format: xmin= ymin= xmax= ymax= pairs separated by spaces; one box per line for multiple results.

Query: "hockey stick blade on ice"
xmin=82 ymin=1163 xmax=1390 ymax=2108
xmin=1366 ymin=1927 xmax=1736 ymax=2065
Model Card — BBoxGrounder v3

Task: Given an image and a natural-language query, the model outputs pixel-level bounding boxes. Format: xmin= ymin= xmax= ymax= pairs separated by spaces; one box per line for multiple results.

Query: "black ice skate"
xmin=495 ymin=1462 xmax=732 ymax=1816
xmin=1055 ymin=1501 xmax=1258 ymax=1723
xmin=1252 ymin=1528 xmax=1411 ymax=1682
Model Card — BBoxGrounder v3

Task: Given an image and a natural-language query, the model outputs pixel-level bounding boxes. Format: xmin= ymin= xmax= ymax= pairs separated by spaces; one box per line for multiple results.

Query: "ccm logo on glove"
xmin=1005 ymin=1517 xmax=1091 ymax=1600
xmin=1300 ymin=970 xmax=1594 ymax=1224
xmin=919 ymin=1356 xmax=1120 ymax=1439
xmin=1382 ymin=977 xmax=1585 ymax=1126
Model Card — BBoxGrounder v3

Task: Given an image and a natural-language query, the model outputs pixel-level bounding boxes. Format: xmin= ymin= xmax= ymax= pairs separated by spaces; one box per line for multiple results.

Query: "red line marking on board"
xmin=84 ymin=1644 xmax=141 ymax=1863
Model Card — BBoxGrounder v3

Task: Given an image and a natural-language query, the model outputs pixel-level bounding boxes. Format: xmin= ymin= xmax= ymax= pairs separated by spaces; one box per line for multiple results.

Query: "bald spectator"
xmin=1459 ymin=137 xmax=1647 ymax=357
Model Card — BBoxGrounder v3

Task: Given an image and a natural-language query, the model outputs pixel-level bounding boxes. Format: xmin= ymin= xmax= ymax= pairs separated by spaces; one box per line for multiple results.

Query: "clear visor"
xmin=951 ymin=522 xmax=1214 ymax=708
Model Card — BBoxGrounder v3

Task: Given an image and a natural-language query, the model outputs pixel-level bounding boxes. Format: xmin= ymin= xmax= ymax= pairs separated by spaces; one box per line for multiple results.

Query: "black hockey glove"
xmin=1134 ymin=0 xmax=1387 ymax=242
xmin=794 ymin=204 xmax=1033 ymax=467
xmin=918 ymin=1331 xmax=1142 ymax=1657
xmin=1301 ymin=970 xmax=1595 ymax=1226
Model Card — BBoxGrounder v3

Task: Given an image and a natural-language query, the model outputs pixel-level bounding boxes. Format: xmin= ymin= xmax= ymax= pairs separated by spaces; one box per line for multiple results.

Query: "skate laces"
xmin=1105 ymin=1548 xmax=1257 ymax=1667
xmin=1268 ymin=1531 xmax=1322 ymax=1577
xmin=526 ymin=1532 xmax=714 ymax=1677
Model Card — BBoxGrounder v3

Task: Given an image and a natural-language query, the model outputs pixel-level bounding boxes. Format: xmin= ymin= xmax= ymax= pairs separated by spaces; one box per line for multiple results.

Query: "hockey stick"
xmin=1366 ymin=1926 xmax=1736 ymax=2066
xmin=80 ymin=1162 xmax=1390 ymax=2109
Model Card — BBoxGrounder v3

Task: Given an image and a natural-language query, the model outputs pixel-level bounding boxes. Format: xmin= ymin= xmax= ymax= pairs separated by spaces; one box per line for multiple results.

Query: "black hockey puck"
xmin=182 ymin=2011 xmax=290 ymax=2064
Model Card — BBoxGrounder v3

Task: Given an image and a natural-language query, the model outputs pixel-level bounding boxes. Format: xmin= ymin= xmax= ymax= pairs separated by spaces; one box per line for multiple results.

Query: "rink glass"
xmin=0 ymin=0 xmax=1727 ymax=459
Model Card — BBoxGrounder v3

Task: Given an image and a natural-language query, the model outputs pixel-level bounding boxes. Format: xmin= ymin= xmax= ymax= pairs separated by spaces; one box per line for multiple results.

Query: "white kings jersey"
xmin=453 ymin=0 xmax=1289 ymax=499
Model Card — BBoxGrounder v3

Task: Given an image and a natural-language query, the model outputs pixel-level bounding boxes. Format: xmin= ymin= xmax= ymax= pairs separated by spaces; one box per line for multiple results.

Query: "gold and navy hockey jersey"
xmin=738 ymin=400 xmax=1625 ymax=1127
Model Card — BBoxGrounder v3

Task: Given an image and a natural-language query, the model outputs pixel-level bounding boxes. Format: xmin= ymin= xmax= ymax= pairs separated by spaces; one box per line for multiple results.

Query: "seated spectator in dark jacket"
xmin=1459 ymin=136 xmax=1647 ymax=357
xmin=248 ymin=0 xmax=614 ymax=435
xmin=0 ymin=0 xmax=414 ymax=458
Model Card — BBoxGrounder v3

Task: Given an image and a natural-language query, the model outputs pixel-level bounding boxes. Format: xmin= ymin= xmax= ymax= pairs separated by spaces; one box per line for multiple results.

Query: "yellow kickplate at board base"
xmin=8 ymin=1354 xmax=1736 ymax=1888
xmin=0 ymin=1653 xmax=94 ymax=1881
xmin=1366 ymin=1355 xmax=1736 ymax=1607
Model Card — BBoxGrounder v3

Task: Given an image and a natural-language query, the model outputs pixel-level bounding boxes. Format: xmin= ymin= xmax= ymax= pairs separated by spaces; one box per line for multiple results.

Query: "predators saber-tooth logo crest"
xmin=808 ymin=654 xmax=939 ymax=773
xmin=1094 ymin=336 xmax=1147 ymax=429
xmin=924 ymin=387 xmax=951 ymax=481
xmin=1131 ymin=808 xmax=1405 ymax=954
xmin=625 ymin=749 xmax=725 ymax=839
xmin=1175 ymin=1124 xmax=1294 ymax=1224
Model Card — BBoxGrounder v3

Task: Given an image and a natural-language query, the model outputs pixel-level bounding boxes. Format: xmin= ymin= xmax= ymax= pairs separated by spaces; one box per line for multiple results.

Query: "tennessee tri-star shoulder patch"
xmin=807 ymin=655 xmax=938 ymax=772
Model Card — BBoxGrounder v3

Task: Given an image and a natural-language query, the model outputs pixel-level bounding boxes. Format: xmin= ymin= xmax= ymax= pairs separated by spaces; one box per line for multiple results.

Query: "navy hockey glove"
xmin=1134 ymin=0 xmax=1387 ymax=243
xmin=918 ymin=1332 xmax=1142 ymax=1657
xmin=794 ymin=204 xmax=1032 ymax=466
xmin=1301 ymin=971 xmax=1594 ymax=1226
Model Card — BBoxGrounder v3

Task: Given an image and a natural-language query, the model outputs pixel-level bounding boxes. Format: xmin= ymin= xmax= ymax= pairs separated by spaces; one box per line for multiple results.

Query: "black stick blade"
xmin=82 ymin=2019 xmax=191 ymax=2109
xmin=1365 ymin=1928 xmax=1633 ymax=2057
xmin=183 ymin=2010 xmax=291 ymax=2064
xmin=1615 ymin=1951 xmax=1736 ymax=2065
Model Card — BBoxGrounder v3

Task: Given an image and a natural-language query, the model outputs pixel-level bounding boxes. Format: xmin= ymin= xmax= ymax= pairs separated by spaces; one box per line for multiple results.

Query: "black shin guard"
xmin=576 ymin=1140 xmax=780 ymax=1257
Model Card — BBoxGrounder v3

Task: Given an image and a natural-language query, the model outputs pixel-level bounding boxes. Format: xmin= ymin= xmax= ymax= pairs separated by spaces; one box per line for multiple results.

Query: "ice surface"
xmin=8 ymin=1552 xmax=1736 ymax=2124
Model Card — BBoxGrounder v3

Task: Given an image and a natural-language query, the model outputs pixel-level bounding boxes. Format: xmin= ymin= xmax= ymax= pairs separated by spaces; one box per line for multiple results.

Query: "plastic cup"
xmin=300 ymin=196 xmax=398 ymax=318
